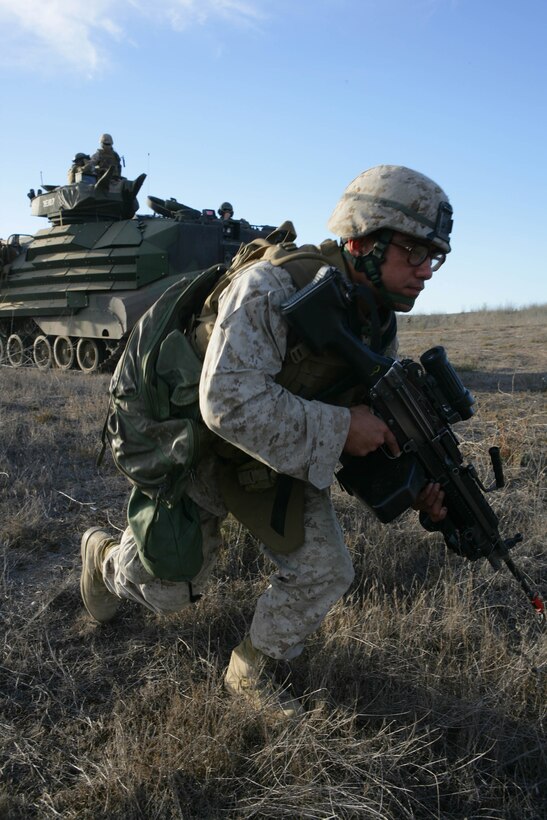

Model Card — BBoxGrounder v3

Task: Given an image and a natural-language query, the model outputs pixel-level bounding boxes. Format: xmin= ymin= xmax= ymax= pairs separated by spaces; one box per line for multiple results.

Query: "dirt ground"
xmin=397 ymin=307 xmax=547 ymax=392
xmin=0 ymin=306 xmax=545 ymax=820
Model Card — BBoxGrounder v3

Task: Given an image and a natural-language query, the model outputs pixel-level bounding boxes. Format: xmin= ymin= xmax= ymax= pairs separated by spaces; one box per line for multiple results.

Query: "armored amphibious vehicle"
xmin=0 ymin=168 xmax=275 ymax=372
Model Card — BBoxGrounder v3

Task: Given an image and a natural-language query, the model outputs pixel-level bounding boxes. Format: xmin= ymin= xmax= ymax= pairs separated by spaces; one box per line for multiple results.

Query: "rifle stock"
xmin=280 ymin=266 xmax=544 ymax=621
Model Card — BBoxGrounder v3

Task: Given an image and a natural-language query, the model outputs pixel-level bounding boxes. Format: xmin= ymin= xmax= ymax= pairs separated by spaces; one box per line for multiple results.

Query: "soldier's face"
xmin=347 ymin=232 xmax=434 ymax=312
xmin=379 ymin=232 xmax=434 ymax=311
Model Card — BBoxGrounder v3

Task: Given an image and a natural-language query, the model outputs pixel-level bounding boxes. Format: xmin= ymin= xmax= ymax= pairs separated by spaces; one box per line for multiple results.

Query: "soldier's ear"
xmin=345 ymin=237 xmax=367 ymax=257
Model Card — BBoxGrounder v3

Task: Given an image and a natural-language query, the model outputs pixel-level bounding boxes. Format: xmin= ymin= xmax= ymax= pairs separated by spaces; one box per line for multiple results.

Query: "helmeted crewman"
xmin=90 ymin=133 xmax=122 ymax=177
xmin=67 ymin=152 xmax=92 ymax=183
xmin=218 ymin=201 xmax=234 ymax=220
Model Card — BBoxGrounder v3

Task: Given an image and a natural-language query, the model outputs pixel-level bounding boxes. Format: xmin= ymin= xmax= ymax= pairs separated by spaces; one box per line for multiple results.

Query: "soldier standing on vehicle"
xmin=80 ymin=164 xmax=451 ymax=718
xmin=90 ymin=133 xmax=123 ymax=177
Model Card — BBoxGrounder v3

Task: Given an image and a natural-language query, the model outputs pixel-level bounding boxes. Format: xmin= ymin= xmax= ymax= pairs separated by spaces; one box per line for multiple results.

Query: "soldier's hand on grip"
xmin=413 ymin=482 xmax=448 ymax=524
xmin=343 ymin=405 xmax=400 ymax=458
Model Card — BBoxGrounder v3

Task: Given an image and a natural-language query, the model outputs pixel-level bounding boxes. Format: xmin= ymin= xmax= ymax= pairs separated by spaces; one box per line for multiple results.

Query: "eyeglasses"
xmin=389 ymin=238 xmax=446 ymax=271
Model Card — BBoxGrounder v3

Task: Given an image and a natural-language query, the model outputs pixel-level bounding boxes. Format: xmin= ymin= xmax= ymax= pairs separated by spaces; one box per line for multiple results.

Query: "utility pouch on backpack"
xmin=127 ymin=486 xmax=203 ymax=582
xmin=101 ymin=266 xmax=223 ymax=499
xmin=156 ymin=329 xmax=203 ymax=412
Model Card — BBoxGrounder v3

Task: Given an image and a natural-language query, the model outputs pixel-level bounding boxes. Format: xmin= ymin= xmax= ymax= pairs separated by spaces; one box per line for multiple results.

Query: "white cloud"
xmin=129 ymin=0 xmax=264 ymax=30
xmin=0 ymin=0 xmax=265 ymax=75
xmin=0 ymin=0 xmax=121 ymax=75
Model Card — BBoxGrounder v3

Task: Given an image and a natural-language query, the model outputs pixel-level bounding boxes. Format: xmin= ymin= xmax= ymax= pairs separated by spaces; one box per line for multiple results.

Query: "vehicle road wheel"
xmin=7 ymin=334 xmax=25 ymax=367
xmin=0 ymin=337 xmax=4 ymax=365
xmin=76 ymin=338 xmax=103 ymax=373
xmin=53 ymin=335 xmax=75 ymax=370
xmin=33 ymin=335 xmax=53 ymax=370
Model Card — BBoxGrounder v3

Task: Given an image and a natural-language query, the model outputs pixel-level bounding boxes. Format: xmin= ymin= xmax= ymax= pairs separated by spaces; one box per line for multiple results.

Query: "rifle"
xmin=280 ymin=266 xmax=544 ymax=621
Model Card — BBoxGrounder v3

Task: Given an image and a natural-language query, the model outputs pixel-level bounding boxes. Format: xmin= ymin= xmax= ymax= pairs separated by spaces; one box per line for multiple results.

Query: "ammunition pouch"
xmin=218 ymin=457 xmax=305 ymax=554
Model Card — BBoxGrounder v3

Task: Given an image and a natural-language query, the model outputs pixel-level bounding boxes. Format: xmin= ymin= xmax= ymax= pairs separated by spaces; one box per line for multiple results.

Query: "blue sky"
xmin=0 ymin=0 xmax=545 ymax=314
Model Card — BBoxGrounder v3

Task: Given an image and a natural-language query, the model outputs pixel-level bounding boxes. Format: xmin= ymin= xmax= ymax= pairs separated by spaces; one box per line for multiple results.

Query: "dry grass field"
xmin=1 ymin=306 xmax=545 ymax=819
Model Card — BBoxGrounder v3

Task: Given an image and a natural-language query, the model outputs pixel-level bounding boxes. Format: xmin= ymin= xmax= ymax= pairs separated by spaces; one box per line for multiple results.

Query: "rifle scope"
xmin=420 ymin=346 xmax=475 ymax=421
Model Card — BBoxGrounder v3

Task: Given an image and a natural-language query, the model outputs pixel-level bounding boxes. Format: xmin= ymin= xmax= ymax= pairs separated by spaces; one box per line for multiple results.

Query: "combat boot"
xmin=224 ymin=635 xmax=304 ymax=719
xmin=80 ymin=527 xmax=120 ymax=623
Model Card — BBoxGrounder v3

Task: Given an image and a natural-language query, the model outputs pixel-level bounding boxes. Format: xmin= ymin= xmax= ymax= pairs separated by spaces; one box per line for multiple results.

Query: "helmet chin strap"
xmin=344 ymin=228 xmax=416 ymax=310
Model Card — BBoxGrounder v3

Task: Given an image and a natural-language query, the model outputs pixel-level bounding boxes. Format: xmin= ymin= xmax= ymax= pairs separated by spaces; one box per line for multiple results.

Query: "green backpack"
xmin=99 ymin=222 xmax=343 ymax=583
xmin=99 ymin=264 xmax=225 ymax=583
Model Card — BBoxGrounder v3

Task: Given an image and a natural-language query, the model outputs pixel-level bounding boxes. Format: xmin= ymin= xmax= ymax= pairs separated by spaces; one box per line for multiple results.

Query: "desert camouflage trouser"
xmin=102 ymin=485 xmax=355 ymax=660
xmin=102 ymin=506 xmax=222 ymax=613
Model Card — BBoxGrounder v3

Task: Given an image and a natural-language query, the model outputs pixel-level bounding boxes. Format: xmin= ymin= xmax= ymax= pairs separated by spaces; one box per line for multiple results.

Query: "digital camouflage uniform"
xmin=102 ymin=259 xmax=398 ymax=660
xmin=90 ymin=146 xmax=122 ymax=177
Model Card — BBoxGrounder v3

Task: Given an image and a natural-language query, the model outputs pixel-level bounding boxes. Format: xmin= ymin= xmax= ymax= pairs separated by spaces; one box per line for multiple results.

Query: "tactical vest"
xmin=191 ymin=224 xmax=398 ymax=553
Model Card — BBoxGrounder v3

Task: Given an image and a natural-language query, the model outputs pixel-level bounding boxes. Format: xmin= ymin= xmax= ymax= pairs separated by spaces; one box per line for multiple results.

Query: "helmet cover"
xmin=328 ymin=165 xmax=452 ymax=252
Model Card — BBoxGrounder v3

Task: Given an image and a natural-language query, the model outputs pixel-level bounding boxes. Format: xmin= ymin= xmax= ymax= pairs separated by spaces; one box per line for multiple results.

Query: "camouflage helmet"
xmin=327 ymin=165 xmax=453 ymax=253
xmin=72 ymin=152 xmax=89 ymax=163
xmin=100 ymin=133 xmax=114 ymax=146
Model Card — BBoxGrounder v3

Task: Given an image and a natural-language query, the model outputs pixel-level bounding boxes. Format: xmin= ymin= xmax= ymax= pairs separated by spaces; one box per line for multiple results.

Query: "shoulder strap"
xmin=226 ymin=220 xmax=298 ymax=274
xmin=213 ymin=225 xmax=346 ymax=299
xmin=263 ymin=238 xmax=346 ymax=289
xmin=192 ymin=225 xmax=346 ymax=356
